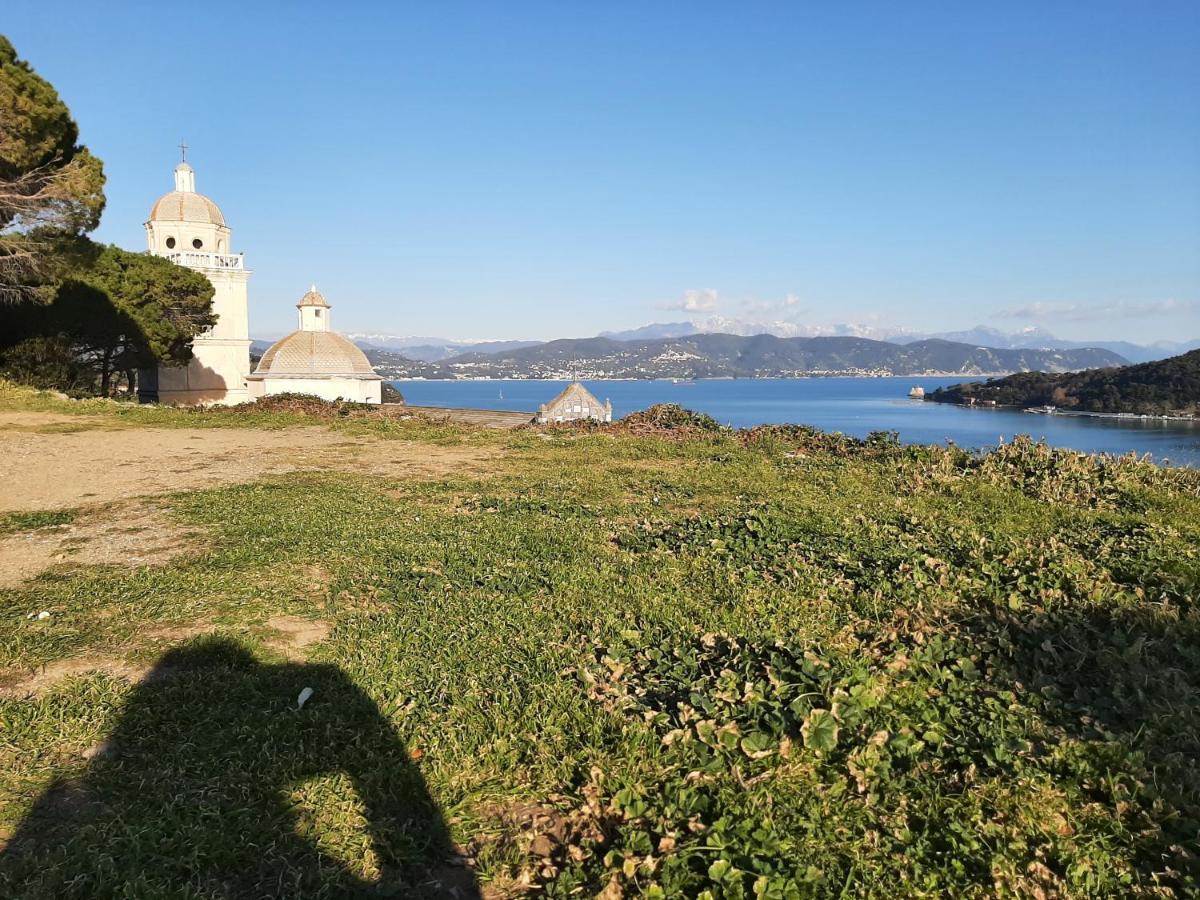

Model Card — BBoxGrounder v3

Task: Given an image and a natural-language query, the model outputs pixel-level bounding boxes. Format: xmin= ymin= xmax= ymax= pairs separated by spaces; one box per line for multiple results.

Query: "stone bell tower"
xmin=139 ymin=146 xmax=251 ymax=405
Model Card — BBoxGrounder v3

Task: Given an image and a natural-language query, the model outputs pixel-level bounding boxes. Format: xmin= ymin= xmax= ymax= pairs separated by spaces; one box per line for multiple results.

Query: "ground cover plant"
xmin=0 ymin=385 xmax=1197 ymax=897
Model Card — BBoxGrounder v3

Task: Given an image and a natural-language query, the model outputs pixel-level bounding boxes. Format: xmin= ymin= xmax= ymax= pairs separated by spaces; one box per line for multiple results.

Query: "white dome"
xmin=149 ymin=190 xmax=225 ymax=225
xmin=148 ymin=163 xmax=225 ymax=225
xmin=253 ymin=331 xmax=378 ymax=377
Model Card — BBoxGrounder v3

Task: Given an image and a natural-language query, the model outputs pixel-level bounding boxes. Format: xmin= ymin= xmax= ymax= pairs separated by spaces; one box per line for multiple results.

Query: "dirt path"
xmin=0 ymin=412 xmax=501 ymax=513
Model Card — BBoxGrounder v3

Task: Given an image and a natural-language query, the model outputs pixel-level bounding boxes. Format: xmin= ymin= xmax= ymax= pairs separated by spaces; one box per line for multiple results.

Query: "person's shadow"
xmin=0 ymin=638 xmax=481 ymax=898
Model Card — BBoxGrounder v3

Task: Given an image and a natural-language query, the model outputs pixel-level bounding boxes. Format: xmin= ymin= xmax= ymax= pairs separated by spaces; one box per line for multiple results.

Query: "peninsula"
xmin=925 ymin=349 xmax=1200 ymax=418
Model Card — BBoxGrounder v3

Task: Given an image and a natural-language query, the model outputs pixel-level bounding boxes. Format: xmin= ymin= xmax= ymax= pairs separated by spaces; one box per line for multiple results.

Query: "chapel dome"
xmin=253 ymin=331 xmax=377 ymax=376
xmin=149 ymin=191 xmax=226 ymax=225
xmin=148 ymin=163 xmax=225 ymax=225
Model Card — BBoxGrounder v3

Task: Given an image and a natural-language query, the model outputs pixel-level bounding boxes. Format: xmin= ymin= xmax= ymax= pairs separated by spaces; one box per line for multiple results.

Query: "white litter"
xmin=37 ymin=611 xmax=51 ymax=620
xmin=297 ymin=687 xmax=314 ymax=710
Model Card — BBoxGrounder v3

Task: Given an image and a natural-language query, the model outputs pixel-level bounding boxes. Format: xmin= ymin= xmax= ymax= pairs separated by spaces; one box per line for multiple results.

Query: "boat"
xmin=908 ymin=385 xmax=925 ymax=399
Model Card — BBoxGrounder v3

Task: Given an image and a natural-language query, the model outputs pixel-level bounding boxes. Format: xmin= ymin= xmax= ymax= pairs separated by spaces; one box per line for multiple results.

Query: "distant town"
xmin=335 ymin=333 xmax=1129 ymax=381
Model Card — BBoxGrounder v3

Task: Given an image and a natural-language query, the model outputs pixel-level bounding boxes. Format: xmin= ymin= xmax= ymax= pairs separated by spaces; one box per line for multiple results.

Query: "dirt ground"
xmin=0 ymin=502 xmax=199 ymax=590
xmin=0 ymin=615 xmax=334 ymax=699
xmin=0 ymin=412 xmax=502 ymax=513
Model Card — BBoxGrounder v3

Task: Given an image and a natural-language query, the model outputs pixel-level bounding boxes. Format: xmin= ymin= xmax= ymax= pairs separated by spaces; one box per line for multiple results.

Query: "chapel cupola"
xmin=298 ymin=285 xmax=331 ymax=332
xmin=174 ymin=161 xmax=196 ymax=193
xmin=146 ymin=146 xmax=232 ymax=257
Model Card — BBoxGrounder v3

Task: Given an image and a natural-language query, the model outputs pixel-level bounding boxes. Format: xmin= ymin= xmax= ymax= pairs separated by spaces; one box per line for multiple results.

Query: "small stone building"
xmin=537 ymin=382 xmax=612 ymax=424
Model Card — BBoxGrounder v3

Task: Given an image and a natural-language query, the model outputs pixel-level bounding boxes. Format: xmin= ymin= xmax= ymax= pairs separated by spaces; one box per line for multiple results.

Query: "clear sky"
xmin=5 ymin=1 xmax=1199 ymax=342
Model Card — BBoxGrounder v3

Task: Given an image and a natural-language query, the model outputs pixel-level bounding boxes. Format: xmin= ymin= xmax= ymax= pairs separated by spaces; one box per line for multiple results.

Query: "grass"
xmin=0 ymin=385 xmax=1198 ymax=896
xmin=0 ymin=509 xmax=77 ymax=536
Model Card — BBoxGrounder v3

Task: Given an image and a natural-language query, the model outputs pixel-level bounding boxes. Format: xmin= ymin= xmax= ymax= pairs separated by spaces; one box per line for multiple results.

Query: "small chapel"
xmin=248 ymin=287 xmax=383 ymax=403
xmin=537 ymin=382 xmax=612 ymax=424
xmin=141 ymin=151 xmax=382 ymax=405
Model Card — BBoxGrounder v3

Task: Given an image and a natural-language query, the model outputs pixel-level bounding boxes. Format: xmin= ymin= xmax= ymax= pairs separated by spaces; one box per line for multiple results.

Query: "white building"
xmin=247 ymin=287 xmax=383 ymax=404
xmin=537 ymin=382 xmax=612 ymax=423
xmin=140 ymin=158 xmax=251 ymax=405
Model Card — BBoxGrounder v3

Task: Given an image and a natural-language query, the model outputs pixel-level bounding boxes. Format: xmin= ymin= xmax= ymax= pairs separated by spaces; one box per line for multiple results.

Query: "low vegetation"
xmin=927 ymin=349 xmax=1200 ymax=417
xmin=1 ymin=385 xmax=1198 ymax=897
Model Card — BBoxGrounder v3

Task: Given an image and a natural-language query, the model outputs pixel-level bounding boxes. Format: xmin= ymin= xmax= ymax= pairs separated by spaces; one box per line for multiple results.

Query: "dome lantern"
xmin=174 ymin=161 xmax=196 ymax=193
xmin=297 ymin=285 xmax=332 ymax=332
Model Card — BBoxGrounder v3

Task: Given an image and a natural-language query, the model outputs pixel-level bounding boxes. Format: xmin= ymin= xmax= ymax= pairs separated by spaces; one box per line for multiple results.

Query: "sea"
xmin=392 ymin=377 xmax=1200 ymax=467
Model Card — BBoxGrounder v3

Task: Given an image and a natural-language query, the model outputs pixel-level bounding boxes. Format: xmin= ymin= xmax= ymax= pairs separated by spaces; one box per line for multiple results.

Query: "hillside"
xmin=927 ymin=348 xmax=1200 ymax=416
xmin=441 ymin=334 xmax=1125 ymax=379
xmin=1 ymin=383 xmax=1198 ymax=897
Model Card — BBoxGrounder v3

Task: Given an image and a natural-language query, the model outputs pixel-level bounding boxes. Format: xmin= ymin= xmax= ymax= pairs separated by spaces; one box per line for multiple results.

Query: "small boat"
xmin=908 ymin=386 xmax=925 ymax=399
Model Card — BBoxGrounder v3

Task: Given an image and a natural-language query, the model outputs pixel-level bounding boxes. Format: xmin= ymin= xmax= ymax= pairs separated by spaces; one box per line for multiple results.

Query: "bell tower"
xmin=140 ymin=146 xmax=252 ymax=405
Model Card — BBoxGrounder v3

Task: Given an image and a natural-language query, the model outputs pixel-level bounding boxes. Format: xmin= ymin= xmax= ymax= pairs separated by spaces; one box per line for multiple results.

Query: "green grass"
xmin=0 ymin=509 xmax=78 ymax=536
xmin=1 ymin=385 xmax=1198 ymax=897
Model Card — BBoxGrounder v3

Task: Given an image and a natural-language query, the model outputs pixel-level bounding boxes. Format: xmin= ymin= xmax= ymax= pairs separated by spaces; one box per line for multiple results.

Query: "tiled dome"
xmin=149 ymin=190 xmax=226 ymax=225
xmin=253 ymin=331 xmax=377 ymax=376
xmin=298 ymin=287 xmax=330 ymax=308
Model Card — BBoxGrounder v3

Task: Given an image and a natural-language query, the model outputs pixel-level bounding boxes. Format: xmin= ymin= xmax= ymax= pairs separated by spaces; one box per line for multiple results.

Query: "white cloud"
xmin=995 ymin=299 xmax=1196 ymax=323
xmin=739 ymin=293 xmax=808 ymax=317
xmin=660 ymin=288 xmax=720 ymax=312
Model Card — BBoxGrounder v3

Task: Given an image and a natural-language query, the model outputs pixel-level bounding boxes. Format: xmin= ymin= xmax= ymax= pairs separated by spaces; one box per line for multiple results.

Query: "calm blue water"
xmin=393 ymin=377 xmax=1200 ymax=466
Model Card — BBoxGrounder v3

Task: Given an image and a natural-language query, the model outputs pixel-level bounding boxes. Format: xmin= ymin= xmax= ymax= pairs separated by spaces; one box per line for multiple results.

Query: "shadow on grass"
xmin=0 ymin=638 xmax=478 ymax=898
xmin=965 ymin=600 xmax=1200 ymax=891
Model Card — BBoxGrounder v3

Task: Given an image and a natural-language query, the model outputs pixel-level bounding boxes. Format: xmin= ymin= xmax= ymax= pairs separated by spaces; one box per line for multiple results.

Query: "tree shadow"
xmin=0 ymin=638 xmax=480 ymax=898
xmin=963 ymin=596 xmax=1200 ymax=891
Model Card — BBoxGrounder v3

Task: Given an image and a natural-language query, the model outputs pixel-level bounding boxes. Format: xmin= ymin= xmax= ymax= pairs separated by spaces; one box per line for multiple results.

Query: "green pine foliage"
xmin=0 ymin=35 xmax=106 ymax=302
xmin=0 ymin=245 xmax=216 ymax=395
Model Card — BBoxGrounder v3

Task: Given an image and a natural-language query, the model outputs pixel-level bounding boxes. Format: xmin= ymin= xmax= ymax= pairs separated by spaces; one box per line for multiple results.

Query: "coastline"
xmin=388 ymin=372 xmax=1017 ymax=382
xmin=922 ymin=396 xmax=1200 ymax=424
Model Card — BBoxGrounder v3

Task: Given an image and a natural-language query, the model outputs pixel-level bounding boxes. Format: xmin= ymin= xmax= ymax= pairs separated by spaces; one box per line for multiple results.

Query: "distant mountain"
xmin=927 ymin=349 xmax=1200 ymax=417
xmin=440 ymin=334 xmax=1126 ymax=379
xmin=601 ymin=321 xmax=1197 ymax=363
xmin=892 ymin=327 xmax=1199 ymax=363
xmin=600 ymin=322 xmax=699 ymax=341
xmin=358 ymin=347 xmax=442 ymax=379
xmin=889 ymin=326 xmax=1057 ymax=349
xmin=343 ymin=333 xmax=543 ymax=362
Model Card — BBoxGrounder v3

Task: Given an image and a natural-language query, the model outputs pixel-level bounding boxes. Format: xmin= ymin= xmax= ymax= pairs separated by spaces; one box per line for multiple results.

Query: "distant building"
xmin=247 ymin=287 xmax=383 ymax=403
xmin=537 ymin=382 xmax=612 ymax=424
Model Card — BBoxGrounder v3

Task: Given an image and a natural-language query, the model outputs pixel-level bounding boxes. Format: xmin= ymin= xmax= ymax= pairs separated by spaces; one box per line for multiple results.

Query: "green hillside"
xmin=1 ymin=386 xmax=1198 ymax=897
xmin=443 ymin=334 xmax=1126 ymax=378
xmin=928 ymin=349 xmax=1200 ymax=416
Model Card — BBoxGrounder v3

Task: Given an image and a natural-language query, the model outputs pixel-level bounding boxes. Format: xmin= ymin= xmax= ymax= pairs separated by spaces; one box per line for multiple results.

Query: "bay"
xmin=392 ymin=377 xmax=1200 ymax=466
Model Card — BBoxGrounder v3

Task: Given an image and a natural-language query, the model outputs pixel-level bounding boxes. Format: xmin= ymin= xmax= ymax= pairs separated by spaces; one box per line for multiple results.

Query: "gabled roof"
xmin=542 ymin=381 xmax=604 ymax=410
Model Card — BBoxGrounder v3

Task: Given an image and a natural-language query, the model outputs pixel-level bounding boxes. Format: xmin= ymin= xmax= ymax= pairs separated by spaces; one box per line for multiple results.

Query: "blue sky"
xmin=5 ymin=1 xmax=1199 ymax=342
